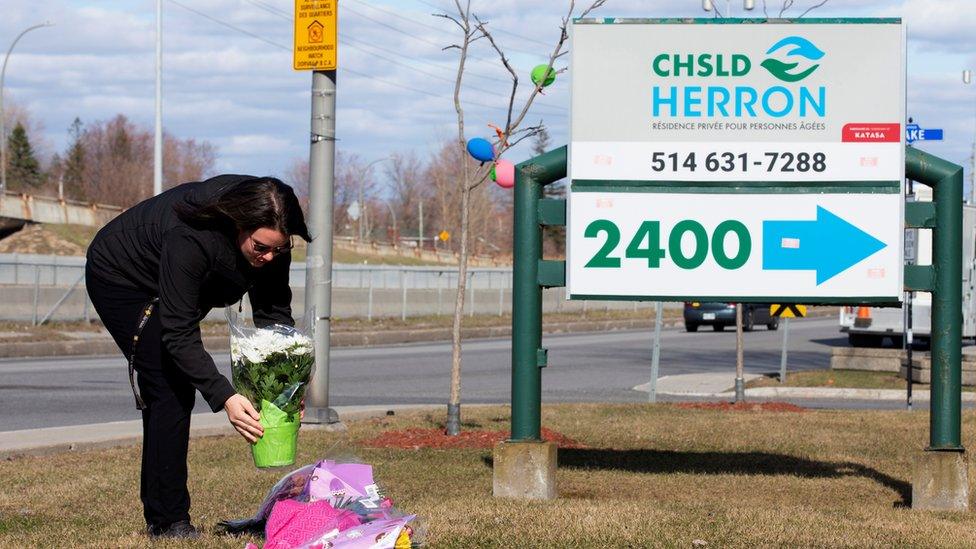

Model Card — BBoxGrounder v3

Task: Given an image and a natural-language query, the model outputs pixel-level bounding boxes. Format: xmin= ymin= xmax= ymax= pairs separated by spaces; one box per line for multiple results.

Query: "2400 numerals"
xmin=584 ymin=219 xmax=751 ymax=270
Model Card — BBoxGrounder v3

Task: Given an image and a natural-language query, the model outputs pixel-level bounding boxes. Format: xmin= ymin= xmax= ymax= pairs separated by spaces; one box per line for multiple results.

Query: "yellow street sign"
xmin=439 ymin=230 xmax=450 ymax=242
xmin=294 ymin=0 xmax=337 ymax=71
xmin=770 ymin=304 xmax=806 ymax=318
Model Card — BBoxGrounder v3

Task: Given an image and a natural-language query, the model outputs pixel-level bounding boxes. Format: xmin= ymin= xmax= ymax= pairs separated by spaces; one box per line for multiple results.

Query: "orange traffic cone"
xmin=853 ymin=306 xmax=872 ymax=328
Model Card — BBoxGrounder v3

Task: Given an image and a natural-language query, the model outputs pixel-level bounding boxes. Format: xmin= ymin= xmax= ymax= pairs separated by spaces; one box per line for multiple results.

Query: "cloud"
xmin=3 ymin=0 xmax=974 ymax=183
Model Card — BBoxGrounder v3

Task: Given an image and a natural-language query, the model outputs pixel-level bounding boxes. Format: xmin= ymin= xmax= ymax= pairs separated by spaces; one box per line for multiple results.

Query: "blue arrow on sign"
xmin=762 ymin=206 xmax=886 ymax=285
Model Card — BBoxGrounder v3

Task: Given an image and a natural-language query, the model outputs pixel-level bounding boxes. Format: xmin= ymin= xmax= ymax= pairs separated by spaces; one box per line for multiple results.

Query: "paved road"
xmin=0 ymin=317 xmax=845 ymax=431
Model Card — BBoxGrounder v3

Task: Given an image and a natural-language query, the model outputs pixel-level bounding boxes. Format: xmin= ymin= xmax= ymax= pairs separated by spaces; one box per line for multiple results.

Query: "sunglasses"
xmin=250 ymin=235 xmax=293 ymax=256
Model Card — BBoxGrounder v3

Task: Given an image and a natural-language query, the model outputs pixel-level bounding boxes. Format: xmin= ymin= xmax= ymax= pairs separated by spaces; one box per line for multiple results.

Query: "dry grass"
xmin=3 ymin=404 xmax=976 ymax=547
xmin=1 ymin=309 xmax=676 ymax=343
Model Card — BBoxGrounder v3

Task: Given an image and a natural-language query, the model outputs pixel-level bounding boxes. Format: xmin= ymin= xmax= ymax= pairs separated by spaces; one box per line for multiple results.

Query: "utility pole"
xmin=303 ymin=69 xmax=339 ymax=425
xmin=0 ymin=22 xmax=53 ymax=195
xmin=154 ymin=0 xmax=163 ymax=196
xmin=296 ymin=1 xmax=339 ymax=426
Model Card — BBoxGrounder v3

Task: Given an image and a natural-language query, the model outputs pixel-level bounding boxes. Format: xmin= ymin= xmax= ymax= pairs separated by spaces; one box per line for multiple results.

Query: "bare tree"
xmin=162 ymin=134 xmax=216 ymax=190
xmin=385 ymin=152 xmax=427 ymax=244
xmin=438 ymin=0 xmax=606 ymax=435
xmin=286 ymin=151 xmax=382 ymax=239
xmin=78 ymin=114 xmax=217 ymax=207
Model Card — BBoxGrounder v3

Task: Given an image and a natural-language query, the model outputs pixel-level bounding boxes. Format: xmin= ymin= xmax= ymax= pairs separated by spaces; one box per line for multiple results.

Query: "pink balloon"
xmin=494 ymin=159 xmax=515 ymax=189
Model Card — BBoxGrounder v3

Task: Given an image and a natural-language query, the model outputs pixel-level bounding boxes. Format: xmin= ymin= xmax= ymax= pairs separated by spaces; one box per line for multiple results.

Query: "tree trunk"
xmin=446 ymin=161 xmax=471 ymax=436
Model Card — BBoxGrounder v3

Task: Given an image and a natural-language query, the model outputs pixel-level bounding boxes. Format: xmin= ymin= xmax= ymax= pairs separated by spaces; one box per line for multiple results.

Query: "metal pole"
xmin=649 ymin=301 xmax=663 ymax=403
xmin=930 ymin=156 xmax=963 ymax=448
xmin=512 ymin=169 xmax=544 ymax=441
xmin=418 ymin=200 xmax=424 ymax=248
xmin=367 ymin=273 xmax=373 ymax=321
xmin=779 ymin=317 xmax=789 ymax=384
xmin=734 ymin=303 xmax=744 ymax=402
xmin=511 ymin=147 xmax=565 ymax=442
xmin=31 ymin=266 xmax=39 ymax=325
xmin=0 ymin=22 xmax=52 ymax=195
xmin=400 ymin=270 xmax=407 ymax=321
xmin=468 ymin=272 xmax=474 ymax=317
xmin=303 ymin=70 xmax=338 ymax=425
xmin=153 ymin=0 xmax=162 ymax=196
xmin=906 ymin=147 xmax=963 ymax=449
xmin=906 ymin=291 xmax=914 ymax=409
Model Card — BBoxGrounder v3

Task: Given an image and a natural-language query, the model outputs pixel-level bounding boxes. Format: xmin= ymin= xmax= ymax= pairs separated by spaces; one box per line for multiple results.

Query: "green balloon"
xmin=531 ymin=64 xmax=556 ymax=87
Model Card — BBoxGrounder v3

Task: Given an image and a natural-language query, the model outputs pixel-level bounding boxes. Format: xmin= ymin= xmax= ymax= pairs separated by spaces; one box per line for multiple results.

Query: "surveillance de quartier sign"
xmin=567 ymin=19 xmax=905 ymax=302
xmin=294 ymin=0 xmax=337 ymax=70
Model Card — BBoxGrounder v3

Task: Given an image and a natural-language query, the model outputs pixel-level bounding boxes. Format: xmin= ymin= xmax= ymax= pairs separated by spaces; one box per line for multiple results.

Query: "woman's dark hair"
xmin=176 ymin=176 xmax=311 ymax=242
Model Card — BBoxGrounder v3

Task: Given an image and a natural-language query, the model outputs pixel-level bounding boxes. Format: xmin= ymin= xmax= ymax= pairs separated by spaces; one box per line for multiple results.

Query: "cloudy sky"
xmin=3 ymin=0 xmax=976 ymax=189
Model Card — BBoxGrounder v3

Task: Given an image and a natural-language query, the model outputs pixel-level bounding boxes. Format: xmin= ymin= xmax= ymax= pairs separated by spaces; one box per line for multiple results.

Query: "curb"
xmin=0 ymin=404 xmax=446 ymax=460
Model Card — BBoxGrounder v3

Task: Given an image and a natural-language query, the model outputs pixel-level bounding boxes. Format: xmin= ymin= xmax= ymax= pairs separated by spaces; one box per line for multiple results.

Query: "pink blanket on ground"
xmin=258 ymin=498 xmax=362 ymax=549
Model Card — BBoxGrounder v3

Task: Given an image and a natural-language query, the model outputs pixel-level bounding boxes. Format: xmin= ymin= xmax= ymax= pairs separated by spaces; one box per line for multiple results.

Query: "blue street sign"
xmin=906 ymin=123 xmax=944 ymax=144
xmin=762 ymin=206 xmax=887 ymax=285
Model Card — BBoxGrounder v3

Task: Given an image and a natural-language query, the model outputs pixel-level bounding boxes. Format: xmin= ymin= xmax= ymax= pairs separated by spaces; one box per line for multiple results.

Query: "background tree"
xmin=163 ymin=134 xmax=216 ymax=190
xmin=61 ymin=118 xmax=87 ymax=201
xmin=439 ymin=0 xmax=606 ymax=435
xmin=75 ymin=114 xmax=216 ymax=207
xmin=6 ymin=122 xmax=42 ymax=191
xmin=285 ymin=151 xmax=382 ymax=239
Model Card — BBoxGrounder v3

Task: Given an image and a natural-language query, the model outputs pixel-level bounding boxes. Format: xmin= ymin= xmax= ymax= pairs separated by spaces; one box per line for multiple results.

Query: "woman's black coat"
xmin=86 ymin=174 xmax=294 ymax=412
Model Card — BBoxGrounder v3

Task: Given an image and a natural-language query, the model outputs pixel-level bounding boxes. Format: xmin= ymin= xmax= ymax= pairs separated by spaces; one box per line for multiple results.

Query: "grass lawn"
xmin=747 ymin=368 xmax=976 ymax=392
xmin=3 ymin=404 xmax=976 ymax=547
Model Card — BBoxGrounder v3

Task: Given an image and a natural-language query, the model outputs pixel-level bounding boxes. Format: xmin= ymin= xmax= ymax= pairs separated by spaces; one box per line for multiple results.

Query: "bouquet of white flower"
xmin=230 ymin=320 xmax=315 ymax=468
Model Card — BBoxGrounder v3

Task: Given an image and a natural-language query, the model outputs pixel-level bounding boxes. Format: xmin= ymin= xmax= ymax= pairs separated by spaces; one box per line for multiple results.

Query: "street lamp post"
xmin=382 ymin=200 xmax=398 ymax=245
xmin=0 ymin=22 xmax=53 ymax=195
xmin=356 ymin=157 xmax=390 ymax=242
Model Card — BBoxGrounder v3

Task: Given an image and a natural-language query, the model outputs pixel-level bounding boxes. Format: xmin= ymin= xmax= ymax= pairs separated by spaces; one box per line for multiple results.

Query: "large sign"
xmin=568 ymin=19 xmax=905 ymax=302
xmin=294 ymin=0 xmax=337 ymax=71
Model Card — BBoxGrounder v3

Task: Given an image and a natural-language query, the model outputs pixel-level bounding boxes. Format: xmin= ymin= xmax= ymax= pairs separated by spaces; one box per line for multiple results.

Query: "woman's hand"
xmin=224 ymin=394 xmax=264 ymax=443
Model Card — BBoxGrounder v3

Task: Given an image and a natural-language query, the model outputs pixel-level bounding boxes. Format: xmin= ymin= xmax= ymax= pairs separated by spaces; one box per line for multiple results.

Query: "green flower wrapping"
xmin=230 ymin=325 xmax=315 ymax=422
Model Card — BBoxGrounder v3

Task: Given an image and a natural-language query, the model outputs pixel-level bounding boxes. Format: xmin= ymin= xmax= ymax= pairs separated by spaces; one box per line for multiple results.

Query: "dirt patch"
xmin=675 ymin=402 xmax=806 ymax=413
xmin=360 ymin=427 xmax=586 ymax=449
xmin=0 ymin=224 xmax=87 ymax=256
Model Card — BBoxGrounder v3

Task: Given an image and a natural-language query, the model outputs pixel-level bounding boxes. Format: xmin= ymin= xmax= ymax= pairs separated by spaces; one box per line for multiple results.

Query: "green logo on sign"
xmin=760 ymin=36 xmax=824 ymax=83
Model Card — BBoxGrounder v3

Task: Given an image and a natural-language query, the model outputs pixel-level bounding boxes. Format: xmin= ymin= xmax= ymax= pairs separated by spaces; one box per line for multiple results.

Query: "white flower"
xmin=231 ymin=328 xmax=313 ymax=364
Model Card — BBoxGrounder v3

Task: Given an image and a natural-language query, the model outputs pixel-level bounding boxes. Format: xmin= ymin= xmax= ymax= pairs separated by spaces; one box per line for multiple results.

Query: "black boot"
xmin=147 ymin=519 xmax=200 ymax=539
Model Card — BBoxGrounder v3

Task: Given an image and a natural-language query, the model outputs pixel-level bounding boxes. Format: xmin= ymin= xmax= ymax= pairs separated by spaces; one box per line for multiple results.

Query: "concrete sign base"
xmin=493 ymin=440 xmax=557 ymax=500
xmin=912 ymin=450 xmax=969 ymax=511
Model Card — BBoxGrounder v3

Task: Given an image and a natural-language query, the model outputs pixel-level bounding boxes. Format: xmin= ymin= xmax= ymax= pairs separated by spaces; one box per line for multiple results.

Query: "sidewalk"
xmin=634 ymin=372 xmax=976 ymax=402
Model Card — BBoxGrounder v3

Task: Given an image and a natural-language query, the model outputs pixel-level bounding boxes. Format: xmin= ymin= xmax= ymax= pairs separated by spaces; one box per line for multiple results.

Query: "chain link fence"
xmin=0 ymin=253 xmax=659 ymax=324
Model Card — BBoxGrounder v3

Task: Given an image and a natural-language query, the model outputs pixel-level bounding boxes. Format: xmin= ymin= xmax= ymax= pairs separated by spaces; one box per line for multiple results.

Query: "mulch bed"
xmin=360 ymin=427 xmax=587 ymax=450
xmin=675 ymin=402 xmax=807 ymax=413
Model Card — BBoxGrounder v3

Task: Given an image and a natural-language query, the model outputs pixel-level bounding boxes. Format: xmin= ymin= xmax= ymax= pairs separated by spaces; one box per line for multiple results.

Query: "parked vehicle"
xmin=684 ymin=302 xmax=779 ymax=332
xmin=839 ymin=188 xmax=976 ymax=347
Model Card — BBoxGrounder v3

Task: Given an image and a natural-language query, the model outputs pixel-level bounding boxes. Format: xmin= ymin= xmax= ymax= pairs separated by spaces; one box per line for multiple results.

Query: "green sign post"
xmin=498 ymin=144 xmax=967 ymax=510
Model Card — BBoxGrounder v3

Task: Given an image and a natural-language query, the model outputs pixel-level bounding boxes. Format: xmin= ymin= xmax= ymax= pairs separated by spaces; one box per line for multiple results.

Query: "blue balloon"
xmin=466 ymin=138 xmax=495 ymax=162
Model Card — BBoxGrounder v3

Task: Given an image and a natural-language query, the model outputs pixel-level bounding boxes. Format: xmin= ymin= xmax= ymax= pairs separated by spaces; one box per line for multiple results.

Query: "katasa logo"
xmin=760 ymin=36 xmax=825 ymax=83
